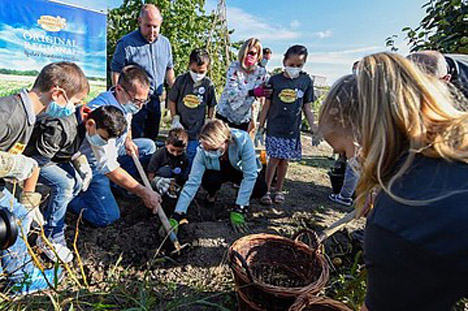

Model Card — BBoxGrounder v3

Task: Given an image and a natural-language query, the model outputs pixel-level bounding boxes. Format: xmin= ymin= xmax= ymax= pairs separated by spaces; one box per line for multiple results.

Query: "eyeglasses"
xmin=122 ymin=86 xmax=150 ymax=105
xmin=247 ymin=51 xmax=258 ymax=56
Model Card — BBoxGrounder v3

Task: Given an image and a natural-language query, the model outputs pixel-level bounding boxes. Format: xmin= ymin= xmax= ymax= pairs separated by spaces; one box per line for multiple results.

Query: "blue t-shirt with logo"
xmin=168 ymin=72 xmax=217 ymax=140
xmin=266 ymin=72 xmax=314 ymax=139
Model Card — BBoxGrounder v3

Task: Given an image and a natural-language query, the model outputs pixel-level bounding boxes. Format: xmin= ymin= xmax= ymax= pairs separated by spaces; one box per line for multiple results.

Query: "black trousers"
xmin=202 ymin=159 xmax=267 ymax=200
xmin=215 ymin=113 xmax=250 ymax=132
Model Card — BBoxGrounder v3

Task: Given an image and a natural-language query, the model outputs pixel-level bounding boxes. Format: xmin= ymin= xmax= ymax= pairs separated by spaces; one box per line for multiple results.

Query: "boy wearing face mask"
xmin=87 ymin=65 xmax=156 ymax=181
xmin=0 ymin=61 xmax=89 ymax=294
xmin=147 ymin=128 xmax=189 ymax=200
xmin=24 ymin=106 xmax=127 ymax=262
xmin=168 ymin=48 xmax=217 ymax=165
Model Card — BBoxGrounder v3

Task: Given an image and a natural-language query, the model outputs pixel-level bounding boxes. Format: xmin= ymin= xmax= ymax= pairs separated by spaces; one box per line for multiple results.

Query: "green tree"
xmin=107 ymin=0 xmax=234 ymax=94
xmin=403 ymin=0 xmax=468 ymax=53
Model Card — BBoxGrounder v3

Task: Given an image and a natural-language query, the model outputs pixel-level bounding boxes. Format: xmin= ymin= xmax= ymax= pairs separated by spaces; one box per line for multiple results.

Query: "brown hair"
xmin=118 ymin=65 xmax=150 ymax=94
xmin=33 ymin=62 xmax=89 ymax=98
xmin=166 ymin=128 xmax=188 ymax=148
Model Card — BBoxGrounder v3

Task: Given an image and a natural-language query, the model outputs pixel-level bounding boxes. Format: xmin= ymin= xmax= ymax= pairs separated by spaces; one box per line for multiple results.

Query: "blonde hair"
xmin=407 ymin=50 xmax=448 ymax=78
xmin=238 ymin=38 xmax=263 ymax=71
xmin=199 ymin=119 xmax=231 ymax=148
xmin=319 ymin=74 xmax=360 ymax=140
xmin=355 ymin=52 xmax=468 ymax=209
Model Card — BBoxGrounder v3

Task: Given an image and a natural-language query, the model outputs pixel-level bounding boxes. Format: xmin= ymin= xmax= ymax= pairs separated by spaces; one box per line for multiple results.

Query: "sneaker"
xmin=37 ymin=237 xmax=74 ymax=263
xmin=9 ymin=267 xmax=64 ymax=296
xmin=328 ymin=193 xmax=353 ymax=207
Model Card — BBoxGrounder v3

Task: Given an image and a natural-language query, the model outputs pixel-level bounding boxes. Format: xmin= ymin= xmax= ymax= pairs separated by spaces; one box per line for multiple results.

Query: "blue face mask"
xmin=203 ymin=148 xmax=223 ymax=159
xmin=86 ymin=132 xmax=108 ymax=147
xmin=45 ymin=100 xmax=75 ymax=118
xmin=260 ymin=58 xmax=269 ymax=67
xmin=123 ymin=101 xmax=141 ymax=115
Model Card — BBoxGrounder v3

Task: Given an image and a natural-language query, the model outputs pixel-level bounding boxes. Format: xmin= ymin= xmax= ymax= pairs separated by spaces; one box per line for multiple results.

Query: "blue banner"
xmin=0 ymin=0 xmax=106 ymax=96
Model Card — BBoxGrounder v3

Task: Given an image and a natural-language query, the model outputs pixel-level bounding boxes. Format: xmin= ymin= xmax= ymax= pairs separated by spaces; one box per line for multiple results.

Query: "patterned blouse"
xmin=217 ymin=61 xmax=269 ymax=124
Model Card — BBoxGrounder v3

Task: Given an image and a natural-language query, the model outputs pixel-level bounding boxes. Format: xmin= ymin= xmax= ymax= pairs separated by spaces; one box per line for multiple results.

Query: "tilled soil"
xmin=52 ymin=135 xmax=365 ymax=310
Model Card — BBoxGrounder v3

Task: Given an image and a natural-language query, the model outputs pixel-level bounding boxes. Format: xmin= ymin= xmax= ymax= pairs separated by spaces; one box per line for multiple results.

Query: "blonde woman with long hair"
xmin=216 ymin=38 xmax=271 ymax=131
xmin=320 ymin=52 xmax=468 ymax=311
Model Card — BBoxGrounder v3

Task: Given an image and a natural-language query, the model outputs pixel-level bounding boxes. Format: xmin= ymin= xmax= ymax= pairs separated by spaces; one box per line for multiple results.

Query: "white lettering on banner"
xmin=24 ymin=41 xmax=80 ymax=55
xmin=23 ymin=31 xmax=78 ymax=47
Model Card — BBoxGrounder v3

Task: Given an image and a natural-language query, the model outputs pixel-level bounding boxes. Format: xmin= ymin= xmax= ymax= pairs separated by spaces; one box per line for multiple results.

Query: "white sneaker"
xmin=37 ymin=237 xmax=74 ymax=263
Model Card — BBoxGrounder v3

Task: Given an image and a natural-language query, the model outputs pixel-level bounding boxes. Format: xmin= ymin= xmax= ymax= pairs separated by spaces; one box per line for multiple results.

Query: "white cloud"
xmin=227 ymin=7 xmax=301 ymax=41
xmin=290 ymin=19 xmax=300 ymax=29
xmin=312 ymin=30 xmax=333 ymax=39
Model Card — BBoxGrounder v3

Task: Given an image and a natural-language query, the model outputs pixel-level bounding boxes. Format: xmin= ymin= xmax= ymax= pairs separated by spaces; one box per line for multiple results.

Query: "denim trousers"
xmin=68 ymin=139 xmax=155 ymax=227
xmin=186 ymin=140 xmax=199 ymax=168
xmin=0 ymin=188 xmax=34 ymax=282
xmin=339 ymin=164 xmax=360 ymax=199
xmin=131 ymin=95 xmax=161 ymax=140
xmin=39 ymin=162 xmax=82 ymax=245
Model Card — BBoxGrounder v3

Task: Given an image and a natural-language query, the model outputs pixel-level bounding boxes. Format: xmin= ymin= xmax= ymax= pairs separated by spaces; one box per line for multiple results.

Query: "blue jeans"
xmin=68 ymin=169 xmax=119 ymax=227
xmin=39 ymin=163 xmax=82 ymax=244
xmin=339 ymin=164 xmax=360 ymax=199
xmin=69 ymin=139 xmax=155 ymax=227
xmin=186 ymin=140 xmax=199 ymax=168
xmin=0 ymin=188 xmax=34 ymax=282
xmin=131 ymin=95 xmax=161 ymax=140
xmin=117 ymin=138 xmax=156 ymax=180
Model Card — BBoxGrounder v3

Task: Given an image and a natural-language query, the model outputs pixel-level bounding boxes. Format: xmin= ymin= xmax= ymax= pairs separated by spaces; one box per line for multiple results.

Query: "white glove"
xmin=72 ymin=154 xmax=93 ymax=192
xmin=167 ymin=181 xmax=181 ymax=199
xmin=20 ymin=191 xmax=45 ymax=228
xmin=151 ymin=176 xmax=174 ymax=195
xmin=0 ymin=152 xmax=38 ymax=181
xmin=171 ymin=115 xmax=184 ymax=130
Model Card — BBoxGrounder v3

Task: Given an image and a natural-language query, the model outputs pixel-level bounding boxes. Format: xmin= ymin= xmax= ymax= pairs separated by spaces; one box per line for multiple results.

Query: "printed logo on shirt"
xmin=296 ymin=89 xmax=304 ymax=99
xmin=183 ymin=94 xmax=202 ymax=108
xmin=278 ymin=89 xmax=297 ymax=104
xmin=198 ymin=86 xmax=206 ymax=95
xmin=8 ymin=143 xmax=26 ymax=155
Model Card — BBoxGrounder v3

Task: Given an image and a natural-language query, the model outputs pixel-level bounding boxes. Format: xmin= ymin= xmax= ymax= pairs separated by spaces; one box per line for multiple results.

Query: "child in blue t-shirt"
xmin=258 ymin=45 xmax=316 ymax=205
xmin=168 ymin=48 xmax=217 ymax=165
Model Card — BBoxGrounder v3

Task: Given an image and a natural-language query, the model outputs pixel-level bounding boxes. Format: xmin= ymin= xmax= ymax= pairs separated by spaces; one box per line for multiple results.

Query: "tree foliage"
xmin=403 ymin=0 xmax=468 ymax=53
xmin=107 ymin=0 xmax=235 ymax=93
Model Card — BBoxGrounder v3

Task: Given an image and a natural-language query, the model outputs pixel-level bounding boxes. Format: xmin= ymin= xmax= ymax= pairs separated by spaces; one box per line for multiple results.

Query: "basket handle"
xmin=293 ymin=229 xmax=321 ymax=253
xmin=229 ymin=250 xmax=255 ymax=284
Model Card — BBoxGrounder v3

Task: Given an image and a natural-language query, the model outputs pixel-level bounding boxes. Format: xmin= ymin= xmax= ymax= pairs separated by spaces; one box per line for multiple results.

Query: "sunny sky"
xmin=60 ymin=0 xmax=429 ymax=84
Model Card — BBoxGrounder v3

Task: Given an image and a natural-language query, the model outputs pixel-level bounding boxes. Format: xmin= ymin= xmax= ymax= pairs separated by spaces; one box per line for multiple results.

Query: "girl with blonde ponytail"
xmin=320 ymin=52 xmax=468 ymax=311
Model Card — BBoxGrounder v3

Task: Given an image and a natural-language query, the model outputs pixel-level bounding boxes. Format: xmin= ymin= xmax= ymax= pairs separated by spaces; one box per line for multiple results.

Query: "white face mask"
xmin=189 ymin=70 xmax=206 ymax=83
xmin=284 ymin=66 xmax=302 ymax=79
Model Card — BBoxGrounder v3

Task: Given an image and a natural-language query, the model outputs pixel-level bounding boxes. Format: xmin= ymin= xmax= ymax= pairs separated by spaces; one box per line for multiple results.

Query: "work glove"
xmin=254 ymin=127 xmax=266 ymax=147
xmin=167 ymin=180 xmax=182 ymax=199
xmin=151 ymin=176 xmax=174 ymax=196
xmin=170 ymin=115 xmax=184 ymax=130
xmin=20 ymin=191 xmax=45 ymax=228
xmin=0 ymin=152 xmax=38 ymax=181
xmin=230 ymin=205 xmax=251 ymax=234
xmin=72 ymin=153 xmax=93 ymax=192
xmin=248 ymin=86 xmax=272 ymax=98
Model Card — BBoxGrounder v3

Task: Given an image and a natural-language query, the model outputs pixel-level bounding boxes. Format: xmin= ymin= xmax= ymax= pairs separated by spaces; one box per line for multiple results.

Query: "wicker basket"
xmin=289 ymin=295 xmax=352 ymax=311
xmin=229 ymin=230 xmax=329 ymax=311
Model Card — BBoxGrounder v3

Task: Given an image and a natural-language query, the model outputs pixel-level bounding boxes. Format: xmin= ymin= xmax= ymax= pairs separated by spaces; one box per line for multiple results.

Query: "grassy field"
xmin=0 ymin=75 xmax=106 ymax=102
